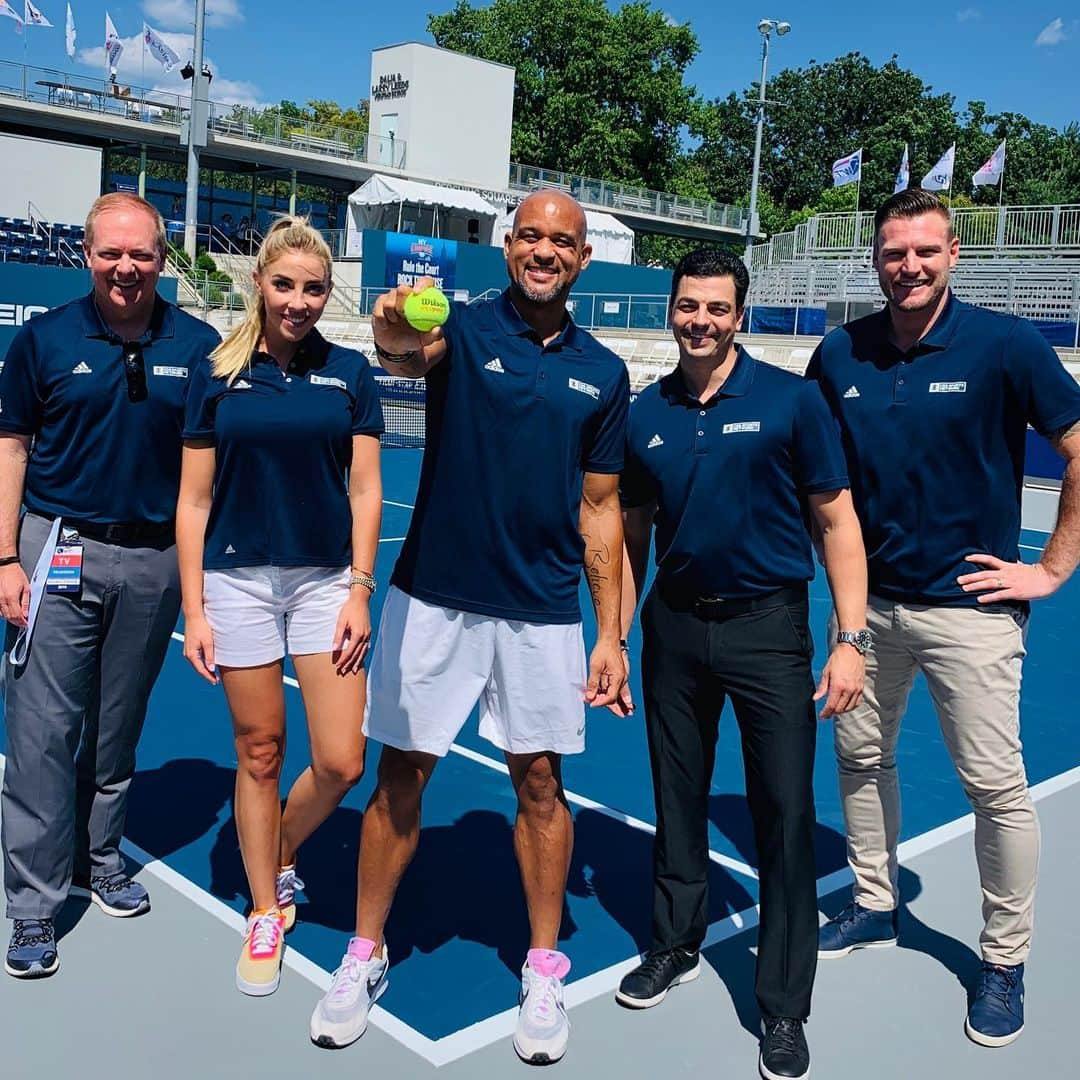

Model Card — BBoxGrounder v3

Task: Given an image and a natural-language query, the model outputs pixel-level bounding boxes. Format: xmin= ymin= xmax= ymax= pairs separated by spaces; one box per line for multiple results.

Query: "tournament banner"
xmin=384 ymin=232 xmax=457 ymax=291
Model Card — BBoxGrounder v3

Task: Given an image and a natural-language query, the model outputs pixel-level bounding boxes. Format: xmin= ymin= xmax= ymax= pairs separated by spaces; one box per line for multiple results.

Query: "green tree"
xmin=429 ymin=0 xmax=700 ymax=191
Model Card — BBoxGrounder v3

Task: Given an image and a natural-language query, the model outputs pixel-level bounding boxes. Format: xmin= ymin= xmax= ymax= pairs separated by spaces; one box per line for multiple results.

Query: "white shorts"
xmin=203 ymin=564 xmax=350 ymax=667
xmin=364 ymin=586 xmax=587 ymax=757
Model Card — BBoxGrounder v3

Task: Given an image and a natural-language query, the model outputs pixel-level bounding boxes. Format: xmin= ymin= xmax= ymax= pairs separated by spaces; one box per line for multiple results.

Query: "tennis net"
xmin=376 ymin=375 xmax=426 ymax=449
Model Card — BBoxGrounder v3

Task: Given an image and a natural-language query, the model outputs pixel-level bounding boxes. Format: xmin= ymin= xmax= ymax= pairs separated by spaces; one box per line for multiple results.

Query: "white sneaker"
xmin=309 ymin=938 xmax=388 ymax=1049
xmin=514 ymin=948 xmax=571 ymax=1064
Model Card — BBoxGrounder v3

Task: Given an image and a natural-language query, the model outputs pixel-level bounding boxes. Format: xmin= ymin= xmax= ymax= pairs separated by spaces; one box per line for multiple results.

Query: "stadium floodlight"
xmin=745 ymin=19 xmax=792 ymax=264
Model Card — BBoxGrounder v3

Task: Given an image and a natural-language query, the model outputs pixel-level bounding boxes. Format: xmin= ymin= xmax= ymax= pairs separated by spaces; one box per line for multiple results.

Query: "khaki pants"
xmin=832 ymin=597 xmax=1037 ymax=966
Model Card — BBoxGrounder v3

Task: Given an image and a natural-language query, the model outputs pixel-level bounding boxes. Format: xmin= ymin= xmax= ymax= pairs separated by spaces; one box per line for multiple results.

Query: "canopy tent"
xmin=345 ymin=175 xmax=501 ymax=257
xmin=491 ymin=207 xmax=635 ymax=265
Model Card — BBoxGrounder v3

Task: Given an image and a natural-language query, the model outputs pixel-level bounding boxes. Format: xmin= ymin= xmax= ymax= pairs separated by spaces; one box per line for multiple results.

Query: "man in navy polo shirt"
xmin=616 ymin=249 xmax=868 ymax=1080
xmin=308 ymin=192 xmax=627 ymax=1062
xmin=0 ymin=192 xmax=220 ymax=978
xmin=809 ymin=188 xmax=1080 ymax=1047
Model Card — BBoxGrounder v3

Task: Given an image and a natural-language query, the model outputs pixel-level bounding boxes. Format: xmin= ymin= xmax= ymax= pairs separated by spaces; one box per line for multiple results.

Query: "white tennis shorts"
xmin=364 ymin=585 xmax=588 ymax=757
xmin=202 ymin=564 xmax=350 ymax=667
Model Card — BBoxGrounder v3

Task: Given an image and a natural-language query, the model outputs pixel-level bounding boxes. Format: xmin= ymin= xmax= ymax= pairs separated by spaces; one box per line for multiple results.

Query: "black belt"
xmin=61 ymin=517 xmax=175 ymax=543
xmin=657 ymin=580 xmax=807 ymax=621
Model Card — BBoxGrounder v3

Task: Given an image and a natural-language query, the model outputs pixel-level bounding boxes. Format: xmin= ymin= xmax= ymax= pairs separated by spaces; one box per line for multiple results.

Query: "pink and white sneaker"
xmin=310 ymin=937 xmax=389 ymax=1049
xmin=514 ymin=948 xmax=571 ymax=1064
xmin=236 ymin=909 xmax=286 ymax=996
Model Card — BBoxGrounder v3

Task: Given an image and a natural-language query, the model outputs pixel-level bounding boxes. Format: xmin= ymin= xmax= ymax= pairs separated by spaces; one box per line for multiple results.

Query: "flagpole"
xmin=998 ymin=140 xmax=1006 ymax=208
xmin=141 ymin=24 xmax=146 ymax=101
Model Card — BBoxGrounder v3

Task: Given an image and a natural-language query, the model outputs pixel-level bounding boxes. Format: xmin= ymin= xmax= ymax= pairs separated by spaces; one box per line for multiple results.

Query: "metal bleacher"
xmin=0 ymin=213 xmax=85 ymax=268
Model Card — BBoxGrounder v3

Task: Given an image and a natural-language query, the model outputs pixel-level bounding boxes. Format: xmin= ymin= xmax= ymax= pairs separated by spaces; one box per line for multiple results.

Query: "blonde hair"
xmin=84 ymin=192 xmax=167 ymax=263
xmin=210 ymin=216 xmax=333 ymax=385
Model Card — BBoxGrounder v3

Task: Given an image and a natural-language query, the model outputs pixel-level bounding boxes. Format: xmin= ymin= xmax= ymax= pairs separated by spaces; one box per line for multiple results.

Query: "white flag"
xmin=831 ymin=147 xmax=862 ymax=188
xmin=894 ymin=143 xmax=909 ymax=194
xmin=1 ymin=0 xmax=24 ymax=26
xmin=24 ymin=0 xmax=52 ymax=26
xmin=921 ymin=144 xmax=955 ymax=191
xmin=64 ymin=1 xmax=74 ymax=56
xmin=143 ymin=22 xmax=179 ymax=73
xmin=105 ymin=11 xmax=122 ymax=68
xmin=972 ymin=139 xmax=1006 ymax=187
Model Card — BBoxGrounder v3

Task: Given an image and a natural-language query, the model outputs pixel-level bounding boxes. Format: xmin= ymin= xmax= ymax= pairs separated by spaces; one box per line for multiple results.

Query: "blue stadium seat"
xmin=44 ymin=251 xmax=60 ymax=265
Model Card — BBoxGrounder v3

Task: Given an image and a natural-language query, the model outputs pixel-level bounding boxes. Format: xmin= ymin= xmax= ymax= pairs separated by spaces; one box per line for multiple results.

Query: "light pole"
xmin=182 ymin=0 xmax=208 ymax=260
xmin=744 ymin=18 xmax=791 ymax=265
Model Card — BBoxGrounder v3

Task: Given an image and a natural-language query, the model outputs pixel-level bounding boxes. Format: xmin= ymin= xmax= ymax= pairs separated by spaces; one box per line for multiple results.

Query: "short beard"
xmin=887 ymin=275 xmax=947 ymax=313
xmin=512 ymin=273 xmax=565 ymax=306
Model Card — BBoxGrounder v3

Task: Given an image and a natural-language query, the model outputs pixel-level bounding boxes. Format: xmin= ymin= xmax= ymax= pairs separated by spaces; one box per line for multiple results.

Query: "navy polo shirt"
xmin=0 ymin=292 xmax=220 ymax=524
xmin=392 ymin=289 xmax=629 ymax=624
xmin=183 ymin=329 xmax=384 ymax=570
xmin=622 ymin=348 xmax=848 ymax=598
xmin=806 ymin=293 xmax=1080 ymax=605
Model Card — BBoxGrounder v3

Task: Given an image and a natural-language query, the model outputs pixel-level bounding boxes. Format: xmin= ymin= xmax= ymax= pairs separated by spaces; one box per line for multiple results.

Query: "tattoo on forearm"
xmin=583 ymin=534 xmax=612 ymax=608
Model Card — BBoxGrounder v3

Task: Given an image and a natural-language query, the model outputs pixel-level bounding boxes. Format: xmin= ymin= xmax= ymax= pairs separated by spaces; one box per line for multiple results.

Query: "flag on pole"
xmin=143 ymin=22 xmax=179 ymax=73
xmin=64 ymin=1 xmax=74 ymax=56
xmin=972 ymin=139 xmax=1006 ymax=187
xmin=1 ymin=0 xmax=24 ymax=27
xmin=105 ymin=11 xmax=122 ymax=68
xmin=894 ymin=143 xmax=909 ymax=194
xmin=921 ymin=144 xmax=955 ymax=191
xmin=24 ymin=0 xmax=52 ymax=25
xmin=832 ymin=148 xmax=862 ymax=188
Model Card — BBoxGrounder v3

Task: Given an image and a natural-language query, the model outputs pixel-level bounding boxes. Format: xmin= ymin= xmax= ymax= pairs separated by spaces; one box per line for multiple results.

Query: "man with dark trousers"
xmin=810 ymin=188 xmax=1080 ymax=1047
xmin=0 ymin=192 xmax=220 ymax=978
xmin=616 ymin=249 xmax=869 ymax=1080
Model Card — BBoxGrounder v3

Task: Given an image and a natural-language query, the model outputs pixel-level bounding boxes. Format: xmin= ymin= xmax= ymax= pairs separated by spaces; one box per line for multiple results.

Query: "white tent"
xmin=345 ymin=175 xmax=502 ymax=257
xmin=491 ymin=208 xmax=635 ymax=265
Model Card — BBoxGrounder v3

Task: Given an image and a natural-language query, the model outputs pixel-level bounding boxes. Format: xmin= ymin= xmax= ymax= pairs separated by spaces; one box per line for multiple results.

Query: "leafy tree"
xmin=429 ymin=0 xmax=700 ymax=191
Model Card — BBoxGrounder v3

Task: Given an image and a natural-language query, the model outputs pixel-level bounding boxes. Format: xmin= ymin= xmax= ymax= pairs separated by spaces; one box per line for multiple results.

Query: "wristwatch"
xmin=836 ymin=629 xmax=873 ymax=655
xmin=349 ymin=570 xmax=377 ymax=594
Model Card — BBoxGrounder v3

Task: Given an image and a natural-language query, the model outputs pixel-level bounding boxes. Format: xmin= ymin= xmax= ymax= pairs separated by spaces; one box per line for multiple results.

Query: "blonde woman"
xmin=176 ymin=217 xmax=384 ymax=996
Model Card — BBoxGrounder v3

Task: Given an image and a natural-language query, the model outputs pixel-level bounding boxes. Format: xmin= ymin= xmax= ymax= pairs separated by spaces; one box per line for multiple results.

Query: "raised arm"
xmin=371 ymin=275 xmax=449 ymax=380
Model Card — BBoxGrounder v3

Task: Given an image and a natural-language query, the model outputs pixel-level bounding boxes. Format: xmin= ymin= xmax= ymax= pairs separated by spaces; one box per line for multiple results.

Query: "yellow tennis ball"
xmin=403 ymin=287 xmax=450 ymax=333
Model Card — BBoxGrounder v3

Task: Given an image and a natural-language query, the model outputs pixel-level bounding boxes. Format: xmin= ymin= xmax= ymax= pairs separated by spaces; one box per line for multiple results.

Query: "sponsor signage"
xmin=384 ymin=232 xmax=457 ymax=291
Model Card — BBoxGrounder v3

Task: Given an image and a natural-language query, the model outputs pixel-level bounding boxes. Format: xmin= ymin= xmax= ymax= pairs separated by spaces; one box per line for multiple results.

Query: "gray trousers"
xmin=2 ymin=511 xmax=181 ymax=919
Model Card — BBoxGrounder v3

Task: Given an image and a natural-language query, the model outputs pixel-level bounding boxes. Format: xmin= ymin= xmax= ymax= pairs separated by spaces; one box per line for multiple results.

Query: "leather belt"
xmin=61 ymin=517 xmax=175 ymax=544
xmin=657 ymin=580 xmax=807 ymax=621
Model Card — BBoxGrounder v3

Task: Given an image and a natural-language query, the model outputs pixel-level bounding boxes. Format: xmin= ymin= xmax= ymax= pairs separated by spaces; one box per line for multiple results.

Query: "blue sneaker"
xmin=5 ymin=918 xmax=59 ymax=978
xmin=818 ymin=900 xmax=898 ymax=958
xmin=70 ymin=872 xmax=150 ymax=917
xmin=965 ymin=962 xmax=1024 ymax=1047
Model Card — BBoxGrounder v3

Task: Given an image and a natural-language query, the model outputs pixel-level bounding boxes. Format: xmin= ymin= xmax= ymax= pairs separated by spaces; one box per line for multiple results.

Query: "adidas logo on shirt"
xmin=233 ymin=379 xmax=252 ymax=390
xmin=225 ymin=544 xmax=236 ymax=554
xmin=842 ymin=385 xmax=860 ymax=399
xmin=72 ymin=361 xmax=92 ymax=375
xmin=484 ymin=357 xmax=505 ymax=373
xmin=647 ymin=434 xmax=664 ymax=449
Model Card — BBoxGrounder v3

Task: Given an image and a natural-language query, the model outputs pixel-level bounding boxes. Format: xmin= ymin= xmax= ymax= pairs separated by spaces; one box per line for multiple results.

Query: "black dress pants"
xmin=640 ymin=583 xmax=818 ymax=1021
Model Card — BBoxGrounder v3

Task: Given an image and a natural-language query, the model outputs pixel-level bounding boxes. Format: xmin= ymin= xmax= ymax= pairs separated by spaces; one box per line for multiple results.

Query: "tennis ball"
xmin=403 ymin=287 xmax=451 ymax=333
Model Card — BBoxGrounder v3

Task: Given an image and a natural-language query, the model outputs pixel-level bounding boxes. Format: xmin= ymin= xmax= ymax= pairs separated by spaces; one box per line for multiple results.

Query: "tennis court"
xmin=2 ymin=380 xmax=1079 ymax=1068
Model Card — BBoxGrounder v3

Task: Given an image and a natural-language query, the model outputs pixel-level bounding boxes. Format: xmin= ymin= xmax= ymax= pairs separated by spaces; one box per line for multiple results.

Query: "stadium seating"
xmin=0 ymin=218 xmax=86 ymax=268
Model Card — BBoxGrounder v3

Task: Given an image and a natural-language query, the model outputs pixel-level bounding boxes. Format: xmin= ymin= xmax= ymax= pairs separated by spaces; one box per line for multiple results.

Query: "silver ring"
xmin=996 ymin=578 xmax=1005 ymax=588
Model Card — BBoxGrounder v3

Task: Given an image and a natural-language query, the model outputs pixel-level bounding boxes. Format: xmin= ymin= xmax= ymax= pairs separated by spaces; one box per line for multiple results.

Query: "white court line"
xmin=382 ymin=499 xmax=415 ymax=510
xmin=139 ymin=639 xmax=1080 ymax=1065
xmin=1019 ymin=543 xmax=1045 ymax=552
xmin=379 ymin=537 xmax=407 ymax=543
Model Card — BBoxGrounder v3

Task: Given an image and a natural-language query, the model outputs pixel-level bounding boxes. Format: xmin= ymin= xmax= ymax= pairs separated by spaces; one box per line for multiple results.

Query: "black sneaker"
xmin=615 ymin=947 xmax=700 ymax=1008
xmin=760 ymin=1017 xmax=810 ymax=1080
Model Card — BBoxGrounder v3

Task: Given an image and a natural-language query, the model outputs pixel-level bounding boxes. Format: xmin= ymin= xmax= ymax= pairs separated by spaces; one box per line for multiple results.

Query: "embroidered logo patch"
xmin=722 ymin=421 xmax=761 ymax=434
xmin=153 ymin=365 xmax=187 ymax=378
xmin=929 ymin=381 xmax=967 ymax=393
xmin=233 ymin=379 xmax=252 ymax=390
xmin=72 ymin=361 xmax=92 ymax=375
xmin=569 ymin=377 xmax=600 ymax=399
xmin=310 ymin=374 xmax=347 ymax=389
xmin=647 ymin=434 xmax=664 ymax=449
xmin=484 ymin=357 xmax=505 ymax=373
xmin=842 ymin=385 xmax=860 ymax=399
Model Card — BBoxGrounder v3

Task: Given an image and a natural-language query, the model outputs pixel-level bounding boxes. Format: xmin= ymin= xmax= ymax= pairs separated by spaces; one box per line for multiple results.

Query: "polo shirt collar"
xmin=492 ymin=288 xmax=583 ymax=352
xmin=878 ymin=289 xmax=963 ymax=355
xmin=80 ymin=291 xmax=175 ymax=343
xmin=660 ymin=345 xmax=756 ymax=405
xmin=251 ymin=327 xmax=332 ymax=372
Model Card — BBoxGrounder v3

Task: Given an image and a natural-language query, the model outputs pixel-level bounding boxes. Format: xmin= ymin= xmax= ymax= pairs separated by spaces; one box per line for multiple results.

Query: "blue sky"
xmin=3 ymin=1 xmax=1078 ymax=132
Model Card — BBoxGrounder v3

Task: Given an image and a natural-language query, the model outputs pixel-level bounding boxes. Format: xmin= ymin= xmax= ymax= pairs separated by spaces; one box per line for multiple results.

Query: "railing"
xmin=508 ymin=163 xmax=749 ymax=232
xmin=754 ymin=204 xmax=1080 ymax=268
xmin=207 ymin=104 xmax=405 ymax=169
xmin=0 ymin=60 xmax=186 ymax=125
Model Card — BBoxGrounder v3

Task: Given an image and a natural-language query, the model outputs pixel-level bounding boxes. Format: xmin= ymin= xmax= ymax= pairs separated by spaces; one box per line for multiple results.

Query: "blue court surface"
xmin=2 ymin=448 xmax=1077 ymax=1045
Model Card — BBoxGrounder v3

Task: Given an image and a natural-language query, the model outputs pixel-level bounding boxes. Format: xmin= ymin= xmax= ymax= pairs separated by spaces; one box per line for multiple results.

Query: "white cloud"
xmin=77 ymin=31 xmax=269 ymax=109
xmin=1035 ymin=17 xmax=1067 ymax=46
xmin=141 ymin=0 xmax=244 ymax=31
xmin=956 ymin=7 xmax=981 ymax=22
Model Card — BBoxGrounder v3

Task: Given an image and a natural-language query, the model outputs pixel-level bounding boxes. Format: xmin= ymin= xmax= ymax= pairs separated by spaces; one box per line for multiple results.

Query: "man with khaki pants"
xmin=807 ymin=188 xmax=1080 ymax=1048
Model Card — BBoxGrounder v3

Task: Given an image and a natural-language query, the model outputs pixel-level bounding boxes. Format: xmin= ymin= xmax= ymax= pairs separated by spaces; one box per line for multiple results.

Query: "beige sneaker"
xmin=275 ymin=867 xmax=304 ymax=932
xmin=236 ymin=909 xmax=286 ymax=996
